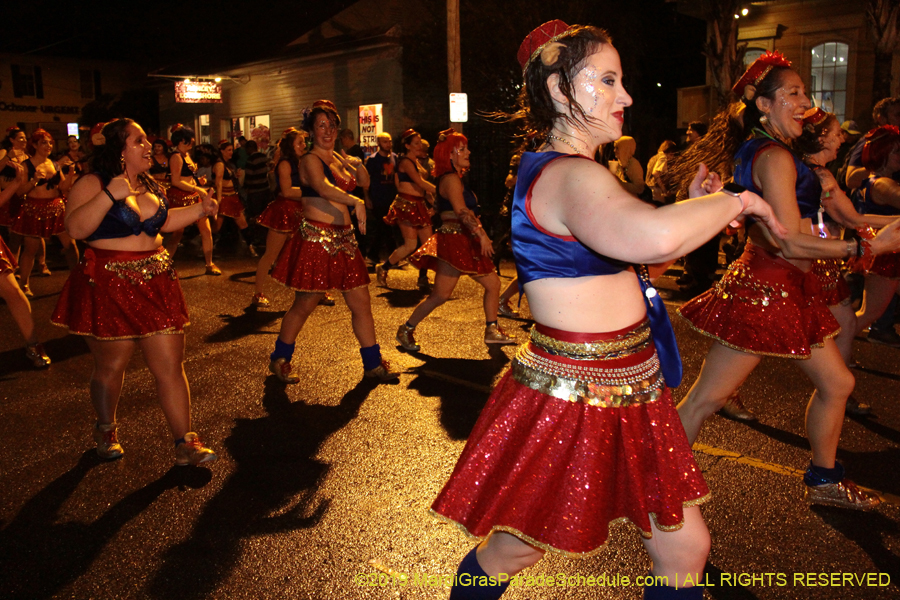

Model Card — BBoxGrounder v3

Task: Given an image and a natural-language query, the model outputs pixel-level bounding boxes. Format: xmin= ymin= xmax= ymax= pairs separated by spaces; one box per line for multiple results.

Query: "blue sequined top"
xmin=733 ymin=135 xmax=820 ymax=222
xmin=85 ymin=173 xmax=169 ymax=241
xmin=277 ymin=158 xmax=301 ymax=195
xmin=854 ymin=174 xmax=900 ymax=217
xmin=511 ymin=151 xmax=627 ymax=286
xmin=435 ymin=172 xmax=478 ymax=215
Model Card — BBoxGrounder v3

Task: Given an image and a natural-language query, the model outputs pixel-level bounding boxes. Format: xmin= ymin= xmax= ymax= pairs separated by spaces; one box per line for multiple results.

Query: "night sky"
xmin=1 ymin=1 xmax=357 ymax=72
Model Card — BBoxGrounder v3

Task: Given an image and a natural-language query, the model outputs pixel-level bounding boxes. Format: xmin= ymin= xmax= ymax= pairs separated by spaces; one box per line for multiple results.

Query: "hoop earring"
xmin=759 ymin=115 xmax=769 ymax=125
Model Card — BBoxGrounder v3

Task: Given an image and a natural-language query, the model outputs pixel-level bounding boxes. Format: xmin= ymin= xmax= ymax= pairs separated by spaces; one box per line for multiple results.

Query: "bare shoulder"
xmin=67 ymin=172 xmax=103 ymax=206
xmin=534 ymin=154 xmax=620 ymax=201
xmin=440 ymin=173 xmax=463 ymax=194
xmin=754 ymin=144 xmax=795 ymax=171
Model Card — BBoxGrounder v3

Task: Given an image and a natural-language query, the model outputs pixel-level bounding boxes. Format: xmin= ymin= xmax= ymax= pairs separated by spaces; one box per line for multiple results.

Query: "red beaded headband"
xmin=517 ymin=19 xmax=571 ymax=71
xmin=802 ymin=107 xmax=829 ymax=128
xmin=732 ymin=51 xmax=792 ymax=98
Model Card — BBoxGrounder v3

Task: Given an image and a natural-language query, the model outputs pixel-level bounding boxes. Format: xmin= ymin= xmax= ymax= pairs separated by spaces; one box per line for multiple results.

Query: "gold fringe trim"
xmin=676 ymin=310 xmax=839 ymax=360
xmin=50 ymin=321 xmax=189 ymax=340
xmin=429 ymin=492 xmax=711 ymax=559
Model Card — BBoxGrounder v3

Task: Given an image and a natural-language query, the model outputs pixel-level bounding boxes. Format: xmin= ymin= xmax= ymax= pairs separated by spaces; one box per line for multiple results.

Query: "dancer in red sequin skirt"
xmin=375 ymin=129 xmax=436 ymax=289
xmin=395 ymin=129 xmax=516 ymax=352
xmin=12 ymin=129 xmax=80 ymax=296
xmin=432 ymin=22 xmax=787 ymax=600
xmin=266 ymin=101 xmax=398 ymax=384
xmin=0 ymin=161 xmax=51 ymax=367
xmin=673 ymin=55 xmax=900 ymax=513
xmin=210 ymin=140 xmax=257 ymax=256
xmin=252 ymin=128 xmax=307 ymax=307
xmin=848 ymin=127 xmax=900 ymax=349
xmin=162 ymin=125 xmax=219 ymax=275
xmin=53 ymin=118 xmax=218 ymax=467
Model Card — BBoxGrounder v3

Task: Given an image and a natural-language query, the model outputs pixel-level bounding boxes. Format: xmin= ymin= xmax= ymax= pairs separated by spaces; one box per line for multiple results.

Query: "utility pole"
xmin=447 ymin=0 xmax=463 ymax=133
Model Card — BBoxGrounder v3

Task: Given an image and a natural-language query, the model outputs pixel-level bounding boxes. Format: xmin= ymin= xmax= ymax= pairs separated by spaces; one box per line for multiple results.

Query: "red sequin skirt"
xmin=270 ymin=219 xmax=369 ymax=292
xmin=256 ymin=196 xmax=304 ymax=232
xmin=431 ymin=321 xmax=709 ymax=556
xmin=217 ymin=193 xmax=244 ymax=219
xmin=409 ymin=219 xmax=493 ymax=276
xmin=0 ymin=194 xmax=24 ymax=227
xmin=51 ymin=247 xmax=189 ymax=339
xmin=678 ymin=243 xmax=840 ymax=358
xmin=870 ymin=252 xmax=900 ymax=279
xmin=384 ymin=193 xmax=432 ymax=228
xmin=167 ymin=187 xmax=200 ymax=208
xmin=812 ymin=259 xmax=851 ymax=306
xmin=11 ymin=195 xmax=66 ymax=238
xmin=0 ymin=236 xmax=17 ymax=274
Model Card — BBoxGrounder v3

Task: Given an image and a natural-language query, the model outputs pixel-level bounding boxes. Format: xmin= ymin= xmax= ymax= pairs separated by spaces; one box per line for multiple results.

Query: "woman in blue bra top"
xmin=210 ymin=139 xmax=256 ymax=256
xmin=53 ymin=118 xmax=219 ymax=467
xmin=0 ymin=161 xmax=51 ymax=367
xmin=12 ymin=129 xmax=80 ymax=297
xmin=148 ymin=139 xmax=170 ymax=188
xmin=849 ymin=126 xmax=900 ymax=343
xmin=0 ymin=127 xmax=39 ymax=271
xmin=253 ymin=128 xmax=307 ymax=307
xmin=429 ymin=22 xmax=787 ymax=600
xmin=162 ymin=124 xmax=219 ymax=275
xmin=266 ymin=100 xmax=399 ymax=384
xmin=376 ymin=128 xmax=437 ymax=289
xmin=395 ymin=128 xmax=516 ymax=352
xmin=675 ymin=54 xmax=900 ymax=515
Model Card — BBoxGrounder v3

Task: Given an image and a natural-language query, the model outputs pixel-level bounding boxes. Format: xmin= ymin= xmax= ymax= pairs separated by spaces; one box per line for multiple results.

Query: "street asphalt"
xmin=1 ymin=248 xmax=898 ymax=599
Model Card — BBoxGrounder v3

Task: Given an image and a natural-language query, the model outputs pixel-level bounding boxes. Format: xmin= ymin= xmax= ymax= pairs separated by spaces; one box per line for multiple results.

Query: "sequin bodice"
xmin=511 ymin=151 xmax=627 ymax=286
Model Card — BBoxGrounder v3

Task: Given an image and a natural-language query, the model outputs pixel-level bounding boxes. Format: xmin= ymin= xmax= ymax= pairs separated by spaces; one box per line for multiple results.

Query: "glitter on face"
xmin=578 ymin=65 xmax=599 ymax=111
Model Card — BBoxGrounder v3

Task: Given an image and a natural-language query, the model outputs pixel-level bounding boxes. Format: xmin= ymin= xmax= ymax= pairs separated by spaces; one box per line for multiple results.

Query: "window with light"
xmin=810 ymin=42 xmax=848 ymax=122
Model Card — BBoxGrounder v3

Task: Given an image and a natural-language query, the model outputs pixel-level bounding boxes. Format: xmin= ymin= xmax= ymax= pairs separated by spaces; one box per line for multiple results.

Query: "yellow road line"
xmin=693 ymin=442 xmax=899 ymax=505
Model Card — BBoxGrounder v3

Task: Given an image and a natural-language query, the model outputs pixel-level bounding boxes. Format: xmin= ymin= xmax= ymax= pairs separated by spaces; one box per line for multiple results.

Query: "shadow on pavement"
xmin=0 ymin=333 xmax=88 ymax=375
xmin=205 ymin=307 xmax=287 ymax=343
xmin=405 ymin=349 xmax=510 ymax=440
xmin=377 ymin=287 xmax=432 ymax=308
xmin=811 ymin=505 xmax=900 ymax=582
xmin=849 ymin=413 xmax=900 ymax=446
xmin=147 ymin=376 xmax=376 ymax=600
xmin=0 ymin=452 xmax=211 ymax=600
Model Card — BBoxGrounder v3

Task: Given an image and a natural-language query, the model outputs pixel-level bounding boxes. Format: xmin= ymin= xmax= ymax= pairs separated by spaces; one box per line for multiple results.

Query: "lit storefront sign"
xmin=175 ymin=81 xmax=223 ymax=104
xmin=358 ymin=104 xmax=383 ymax=155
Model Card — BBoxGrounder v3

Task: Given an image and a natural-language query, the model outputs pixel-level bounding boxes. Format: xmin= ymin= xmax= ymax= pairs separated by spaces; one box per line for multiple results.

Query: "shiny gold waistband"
xmin=101 ymin=248 xmax=175 ymax=284
xmin=436 ymin=220 xmax=464 ymax=234
xmin=530 ymin=321 xmax=652 ymax=360
xmin=299 ymin=219 xmax=358 ymax=256
xmin=512 ymin=347 xmax=663 ymax=408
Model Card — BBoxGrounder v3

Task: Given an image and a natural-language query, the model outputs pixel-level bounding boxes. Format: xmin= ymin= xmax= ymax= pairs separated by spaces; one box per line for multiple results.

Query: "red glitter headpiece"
xmin=218 ymin=139 xmax=232 ymax=147
xmin=437 ymin=128 xmax=458 ymax=143
xmin=732 ymin=51 xmax=792 ymax=99
xmin=6 ymin=126 xmax=19 ymax=133
xmin=312 ymin=99 xmax=337 ymax=113
xmin=399 ymin=129 xmax=419 ymax=142
xmin=90 ymin=122 xmax=107 ymax=137
xmin=170 ymin=123 xmax=185 ymax=135
xmin=517 ymin=20 xmax=571 ymax=71
xmin=862 ymin=125 xmax=900 ymax=170
xmin=802 ymin=107 xmax=829 ymax=128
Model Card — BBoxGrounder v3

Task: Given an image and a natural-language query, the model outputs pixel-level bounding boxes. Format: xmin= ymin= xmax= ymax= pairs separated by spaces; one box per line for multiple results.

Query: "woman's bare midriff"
xmin=524 ymin=269 xmax=648 ymax=332
xmin=302 ymin=196 xmax=351 ymax=225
